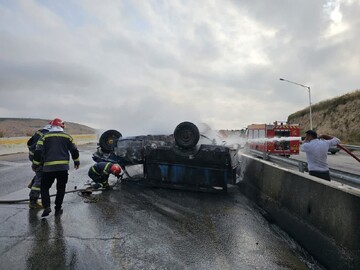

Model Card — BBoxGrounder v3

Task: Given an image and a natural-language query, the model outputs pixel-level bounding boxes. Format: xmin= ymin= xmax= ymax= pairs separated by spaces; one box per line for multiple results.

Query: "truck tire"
xmin=174 ymin=122 xmax=200 ymax=149
xmin=99 ymin=130 xmax=122 ymax=153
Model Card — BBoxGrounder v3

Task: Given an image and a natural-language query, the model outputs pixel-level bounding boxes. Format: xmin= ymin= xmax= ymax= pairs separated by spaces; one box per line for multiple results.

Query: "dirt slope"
xmin=288 ymin=90 xmax=360 ymax=144
xmin=0 ymin=118 xmax=96 ymax=137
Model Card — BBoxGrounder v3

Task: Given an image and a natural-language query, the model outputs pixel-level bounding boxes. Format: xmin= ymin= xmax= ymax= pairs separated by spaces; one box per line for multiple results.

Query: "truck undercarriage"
xmin=92 ymin=122 xmax=241 ymax=192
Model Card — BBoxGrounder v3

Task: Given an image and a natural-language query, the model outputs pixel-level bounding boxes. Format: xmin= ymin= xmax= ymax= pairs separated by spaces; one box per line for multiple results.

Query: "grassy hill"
xmin=0 ymin=118 xmax=96 ymax=138
xmin=288 ymin=90 xmax=360 ymax=144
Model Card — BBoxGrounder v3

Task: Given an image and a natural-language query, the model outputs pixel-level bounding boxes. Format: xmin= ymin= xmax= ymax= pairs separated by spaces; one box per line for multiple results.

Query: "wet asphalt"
xmin=0 ymin=144 xmax=323 ymax=269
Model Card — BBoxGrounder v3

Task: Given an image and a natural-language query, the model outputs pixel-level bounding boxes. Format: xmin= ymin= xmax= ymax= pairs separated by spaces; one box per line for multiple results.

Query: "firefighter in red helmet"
xmin=88 ymin=162 xmax=122 ymax=189
xmin=49 ymin=118 xmax=65 ymax=128
xmin=32 ymin=117 xmax=80 ymax=217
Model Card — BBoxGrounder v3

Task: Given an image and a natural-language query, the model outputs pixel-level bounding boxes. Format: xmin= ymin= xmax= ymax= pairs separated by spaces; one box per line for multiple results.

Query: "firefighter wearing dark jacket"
xmin=88 ymin=162 xmax=122 ymax=189
xmin=27 ymin=124 xmax=51 ymax=209
xmin=32 ymin=118 xmax=80 ymax=217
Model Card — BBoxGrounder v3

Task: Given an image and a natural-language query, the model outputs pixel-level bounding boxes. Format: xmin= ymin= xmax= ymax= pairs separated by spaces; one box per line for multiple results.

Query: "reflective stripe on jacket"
xmin=33 ymin=131 xmax=80 ymax=172
xmin=91 ymin=162 xmax=112 ymax=176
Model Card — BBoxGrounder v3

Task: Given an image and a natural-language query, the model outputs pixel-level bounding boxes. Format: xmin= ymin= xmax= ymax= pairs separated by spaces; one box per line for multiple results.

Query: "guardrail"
xmin=341 ymin=144 xmax=360 ymax=151
xmin=248 ymin=149 xmax=360 ymax=186
xmin=0 ymin=134 xmax=97 ymax=155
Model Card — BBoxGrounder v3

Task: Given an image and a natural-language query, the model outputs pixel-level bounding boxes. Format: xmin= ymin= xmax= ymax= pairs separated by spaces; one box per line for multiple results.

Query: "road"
xmin=0 ymin=144 xmax=324 ymax=269
xmin=292 ymin=150 xmax=360 ymax=176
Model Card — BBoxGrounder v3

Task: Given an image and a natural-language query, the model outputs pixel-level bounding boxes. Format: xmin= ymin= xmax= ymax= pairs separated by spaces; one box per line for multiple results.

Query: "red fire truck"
xmin=246 ymin=121 xmax=300 ymax=156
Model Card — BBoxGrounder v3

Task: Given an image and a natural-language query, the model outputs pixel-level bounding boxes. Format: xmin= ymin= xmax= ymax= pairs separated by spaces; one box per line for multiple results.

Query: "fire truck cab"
xmin=246 ymin=121 xmax=300 ymax=156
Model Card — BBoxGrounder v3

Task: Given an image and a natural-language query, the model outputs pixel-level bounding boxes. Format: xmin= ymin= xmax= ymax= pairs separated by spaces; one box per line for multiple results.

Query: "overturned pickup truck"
xmin=93 ymin=122 xmax=241 ymax=192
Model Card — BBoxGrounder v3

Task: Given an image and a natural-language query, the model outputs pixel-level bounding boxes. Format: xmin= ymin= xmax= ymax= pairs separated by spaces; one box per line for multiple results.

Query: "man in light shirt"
xmin=300 ymin=130 xmax=340 ymax=181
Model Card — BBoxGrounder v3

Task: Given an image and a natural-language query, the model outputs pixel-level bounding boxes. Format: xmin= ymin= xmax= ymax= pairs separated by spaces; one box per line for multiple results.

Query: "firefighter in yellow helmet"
xmin=27 ymin=123 xmax=51 ymax=209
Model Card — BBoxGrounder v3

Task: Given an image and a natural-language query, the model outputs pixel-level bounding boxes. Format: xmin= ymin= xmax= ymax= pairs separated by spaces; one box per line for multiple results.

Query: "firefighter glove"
xmin=31 ymin=164 xmax=39 ymax=172
xmin=102 ymin=182 xmax=112 ymax=190
xmin=74 ymin=160 xmax=80 ymax=169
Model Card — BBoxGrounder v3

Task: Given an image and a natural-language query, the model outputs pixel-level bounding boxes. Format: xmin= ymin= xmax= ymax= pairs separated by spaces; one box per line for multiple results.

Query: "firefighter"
xmin=300 ymin=130 xmax=340 ymax=181
xmin=88 ymin=162 xmax=122 ymax=189
xmin=32 ymin=118 xmax=80 ymax=217
xmin=27 ymin=123 xmax=51 ymax=209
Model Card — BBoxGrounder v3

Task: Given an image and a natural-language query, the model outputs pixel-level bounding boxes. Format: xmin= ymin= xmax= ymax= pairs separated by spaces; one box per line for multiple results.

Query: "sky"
xmin=0 ymin=0 xmax=359 ymax=135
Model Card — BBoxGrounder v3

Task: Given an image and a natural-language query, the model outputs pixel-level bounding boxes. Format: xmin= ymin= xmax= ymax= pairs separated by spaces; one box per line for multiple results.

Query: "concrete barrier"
xmin=238 ymin=153 xmax=360 ymax=270
xmin=0 ymin=134 xmax=97 ymax=155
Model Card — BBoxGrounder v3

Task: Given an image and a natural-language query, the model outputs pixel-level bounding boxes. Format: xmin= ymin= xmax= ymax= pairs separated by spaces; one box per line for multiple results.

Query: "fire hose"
xmin=0 ymin=188 xmax=94 ymax=204
xmin=337 ymin=144 xmax=360 ymax=163
xmin=0 ymin=166 xmax=141 ymax=204
xmin=0 ymin=178 xmax=124 ymax=204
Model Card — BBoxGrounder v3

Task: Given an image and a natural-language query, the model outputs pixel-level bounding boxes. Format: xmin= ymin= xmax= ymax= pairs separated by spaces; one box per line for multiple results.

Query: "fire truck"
xmin=246 ymin=121 xmax=300 ymax=156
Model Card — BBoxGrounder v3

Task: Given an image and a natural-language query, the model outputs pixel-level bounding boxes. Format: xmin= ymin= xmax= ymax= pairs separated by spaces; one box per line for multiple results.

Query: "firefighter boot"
xmin=41 ymin=207 xmax=52 ymax=217
xmin=29 ymin=197 xmax=43 ymax=209
xmin=55 ymin=208 xmax=63 ymax=217
xmin=91 ymin=183 xmax=101 ymax=189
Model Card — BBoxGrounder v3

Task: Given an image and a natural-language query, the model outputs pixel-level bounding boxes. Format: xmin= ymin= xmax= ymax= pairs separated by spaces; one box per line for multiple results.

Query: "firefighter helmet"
xmin=110 ymin=164 xmax=121 ymax=176
xmin=50 ymin=118 xmax=65 ymax=128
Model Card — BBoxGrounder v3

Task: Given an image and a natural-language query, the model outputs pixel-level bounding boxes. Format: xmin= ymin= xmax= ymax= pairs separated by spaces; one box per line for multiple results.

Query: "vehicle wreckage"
xmin=93 ymin=122 xmax=241 ymax=192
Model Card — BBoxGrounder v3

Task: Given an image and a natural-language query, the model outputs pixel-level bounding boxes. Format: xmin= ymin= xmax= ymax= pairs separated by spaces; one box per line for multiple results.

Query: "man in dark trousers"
xmin=32 ymin=118 xmax=80 ymax=217
xmin=300 ymin=130 xmax=340 ymax=181
xmin=88 ymin=162 xmax=122 ymax=189
xmin=27 ymin=123 xmax=51 ymax=209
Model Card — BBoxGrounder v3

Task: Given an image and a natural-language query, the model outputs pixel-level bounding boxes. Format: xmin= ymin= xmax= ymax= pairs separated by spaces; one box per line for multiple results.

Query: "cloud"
xmin=0 ymin=0 xmax=359 ymax=134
